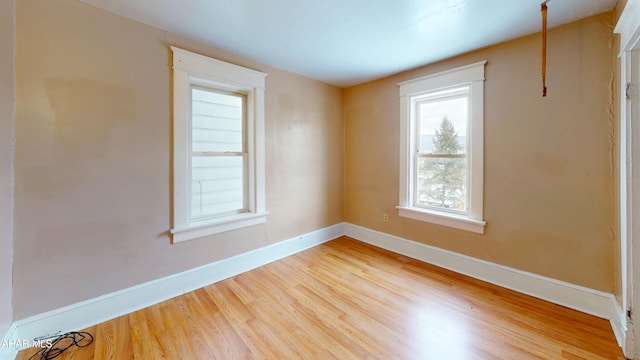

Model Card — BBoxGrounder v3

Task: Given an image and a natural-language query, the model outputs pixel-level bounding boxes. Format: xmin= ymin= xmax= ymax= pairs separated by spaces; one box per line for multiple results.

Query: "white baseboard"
xmin=0 ymin=324 xmax=18 ymax=360
xmin=345 ymin=223 xmax=620 ymax=323
xmin=8 ymin=223 xmax=345 ymax=346
xmin=609 ymin=299 xmax=628 ymax=354
xmin=4 ymin=222 xmax=626 ymax=359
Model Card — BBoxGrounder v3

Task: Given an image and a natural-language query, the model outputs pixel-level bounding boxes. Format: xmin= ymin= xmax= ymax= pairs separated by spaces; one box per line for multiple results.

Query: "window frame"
xmin=170 ymin=46 xmax=268 ymax=243
xmin=397 ymin=61 xmax=487 ymax=234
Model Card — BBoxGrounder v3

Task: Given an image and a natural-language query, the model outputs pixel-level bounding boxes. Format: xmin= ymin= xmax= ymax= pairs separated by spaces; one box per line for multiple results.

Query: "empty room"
xmin=2 ymin=0 xmax=640 ymax=359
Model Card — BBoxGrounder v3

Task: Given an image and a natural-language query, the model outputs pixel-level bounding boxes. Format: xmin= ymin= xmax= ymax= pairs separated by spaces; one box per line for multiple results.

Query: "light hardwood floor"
xmin=17 ymin=236 xmax=625 ymax=359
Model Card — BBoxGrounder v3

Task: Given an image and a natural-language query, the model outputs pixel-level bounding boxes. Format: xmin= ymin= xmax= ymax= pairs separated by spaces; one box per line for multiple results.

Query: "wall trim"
xmin=609 ymin=299 xmax=628 ymax=353
xmin=344 ymin=224 xmax=621 ymax=334
xmin=7 ymin=223 xmax=345 ymax=346
xmin=4 ymin=222 xmax=624 ymax=358
xmin=615 ymin=0 xmax=640 ymax=55
xmin=0 ymin=324 xmax=18 ymax=360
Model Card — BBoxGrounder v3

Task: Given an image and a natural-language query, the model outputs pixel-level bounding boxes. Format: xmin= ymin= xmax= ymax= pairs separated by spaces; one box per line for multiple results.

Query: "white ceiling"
xmin=79 ymin=0 xmax=617 ymax=88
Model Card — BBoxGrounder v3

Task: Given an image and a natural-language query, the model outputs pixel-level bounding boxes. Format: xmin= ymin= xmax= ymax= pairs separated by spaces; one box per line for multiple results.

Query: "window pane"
xmin=416 ymin=91 xmax=468 ymax=212
xmin=416 ymin=156 xmax=467 ymax=212
xmin=418 ymin=93 xmax=467 ymax=154
xmin=192 ymin=88 xmax=244 ymax=153
xmin=191 ymin=156 xmax=246 ymax=218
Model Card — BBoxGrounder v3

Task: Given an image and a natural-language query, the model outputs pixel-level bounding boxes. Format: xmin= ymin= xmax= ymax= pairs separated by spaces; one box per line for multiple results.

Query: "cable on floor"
xmin=28 ymin=331 xmax=94 ymax=360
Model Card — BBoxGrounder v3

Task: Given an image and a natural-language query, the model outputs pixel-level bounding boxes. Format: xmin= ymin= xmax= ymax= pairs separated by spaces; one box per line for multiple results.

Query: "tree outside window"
xmin=417 ymin=116 xmax=467 ymax=212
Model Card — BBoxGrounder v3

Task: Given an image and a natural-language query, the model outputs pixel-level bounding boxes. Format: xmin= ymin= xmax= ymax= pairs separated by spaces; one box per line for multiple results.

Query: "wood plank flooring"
xmin=16 ymin=236 xmax=625 ymax=359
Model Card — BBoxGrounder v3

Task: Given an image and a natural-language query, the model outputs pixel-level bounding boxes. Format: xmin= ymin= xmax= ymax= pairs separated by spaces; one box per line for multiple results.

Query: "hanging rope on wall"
xmin=541 ymin=0 xmax=550 ymax=97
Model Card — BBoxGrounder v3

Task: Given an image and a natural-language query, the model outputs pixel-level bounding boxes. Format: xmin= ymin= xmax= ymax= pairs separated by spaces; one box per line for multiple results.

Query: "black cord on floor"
xmin=28 ymin=331 xmax=94 ymax=360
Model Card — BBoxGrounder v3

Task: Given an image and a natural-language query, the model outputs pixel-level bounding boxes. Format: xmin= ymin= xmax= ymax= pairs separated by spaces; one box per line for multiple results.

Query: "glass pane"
xmin=418 ymin=94 xmax=467 ymax=154
xmin=191 ymin=156 xmax=246 ymax=218
xmin=416 ymin=91 xmax=468 ymax=212
xmin=192 ymin=88 xmax=244 ymax=153
xmin=416 ymin=156 xmax=467 ymax=212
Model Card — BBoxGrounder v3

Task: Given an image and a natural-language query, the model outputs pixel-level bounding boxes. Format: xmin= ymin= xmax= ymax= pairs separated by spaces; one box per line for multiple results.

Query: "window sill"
xmin=396 ymin=206 xmax=486 ymax=234
xmin=171 ymin=211 xmax=269 ymax=243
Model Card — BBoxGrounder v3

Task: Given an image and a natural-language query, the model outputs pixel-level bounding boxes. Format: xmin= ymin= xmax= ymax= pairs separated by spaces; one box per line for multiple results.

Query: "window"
xmin=170 ymin=47 xmax=268 ymax=243
xmin=191 ymin=88 xmax=247 ymax=218
xmin=397 ymin=61 xmax=486 ymax=234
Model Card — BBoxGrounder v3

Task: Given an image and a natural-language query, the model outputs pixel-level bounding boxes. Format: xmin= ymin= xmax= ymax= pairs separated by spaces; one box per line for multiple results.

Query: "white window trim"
xmin=397 ymin=61 xmax=487 ymax=234
xmin=170 ymin=46 xmax=268 ymax=243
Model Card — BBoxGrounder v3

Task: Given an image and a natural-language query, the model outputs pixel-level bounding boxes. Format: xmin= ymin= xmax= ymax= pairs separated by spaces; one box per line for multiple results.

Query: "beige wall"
xmin=10 ymin=0 xmax=619 ymax=321
xmin=13 ymin=0 xmax=343 ymax=319
xmin=0 ymin=0 xmax=15 ymax=336
xmin=345 ymin=13 xmax=616 ymax=292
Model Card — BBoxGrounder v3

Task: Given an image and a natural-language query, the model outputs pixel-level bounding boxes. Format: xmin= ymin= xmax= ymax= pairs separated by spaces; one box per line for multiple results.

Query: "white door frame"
xmin=615 ymin=0 xmax=640 ymax=358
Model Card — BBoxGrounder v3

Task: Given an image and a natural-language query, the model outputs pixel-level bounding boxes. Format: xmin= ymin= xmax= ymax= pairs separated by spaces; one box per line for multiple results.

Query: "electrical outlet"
xmin=383 ymin=213 xmax=389 ymax=222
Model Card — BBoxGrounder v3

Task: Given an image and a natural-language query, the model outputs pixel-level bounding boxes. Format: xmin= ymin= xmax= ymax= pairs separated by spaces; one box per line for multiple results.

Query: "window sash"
xmin=190 ymin=154 xmax=248 ymax=220
xmin=413 ymin=155 xmax=468 ymax=215
xmin=416 ymin=153 xmax=466 ymax=158
xmin=412 ymin=89 xmax=470 ymax=215
xmin=189 ymin=87 xmax=249 ymax=221
xmin=191 ymin=86 xmax=247 ymax=153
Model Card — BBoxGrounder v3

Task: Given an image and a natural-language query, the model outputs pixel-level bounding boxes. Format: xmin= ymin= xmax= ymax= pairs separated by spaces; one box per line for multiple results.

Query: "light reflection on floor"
xmin=409 ymin=304 xmax=472 ymax=359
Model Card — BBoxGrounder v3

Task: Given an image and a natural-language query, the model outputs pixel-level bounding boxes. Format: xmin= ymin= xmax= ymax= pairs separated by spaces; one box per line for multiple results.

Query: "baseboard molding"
xmin=345 ymin=223 xmax=619 ymax=322
xmin=9 ymin=223 xmax=345 ymax=345
xmin=0 ymin=324 xmax=18 ymax=360
xmin=609 ymin=299 xmax=628 ymax=354
xmin=5 ymin=222 xmax=626 ymax=359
